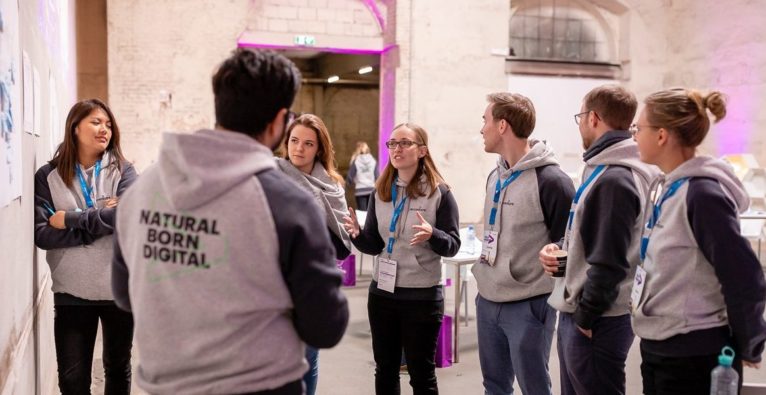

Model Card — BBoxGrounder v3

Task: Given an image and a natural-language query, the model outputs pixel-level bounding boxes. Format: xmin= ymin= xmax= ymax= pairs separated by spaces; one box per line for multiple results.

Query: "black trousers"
xmin=367 ymin=292 xmax=443 ymax=395
xmin=54 ymin=304 xmax=134 ymax=395
xmin=640 ymin=342 xmax=743 ymax=395
xmin=356 ymin=194 xmax=371 ymax=211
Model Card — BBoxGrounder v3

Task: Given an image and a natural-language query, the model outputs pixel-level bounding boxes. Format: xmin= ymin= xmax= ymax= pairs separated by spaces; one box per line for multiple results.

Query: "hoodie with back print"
xmin=112 ymin=129 xmax=349 ymax=395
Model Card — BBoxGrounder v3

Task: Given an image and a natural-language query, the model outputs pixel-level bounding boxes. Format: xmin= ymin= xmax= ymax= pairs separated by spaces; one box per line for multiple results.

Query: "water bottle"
xmin=466 ymin=225 xmax=476 ymax=254
xmin=710 ymin=346 xmax=738 ymax=395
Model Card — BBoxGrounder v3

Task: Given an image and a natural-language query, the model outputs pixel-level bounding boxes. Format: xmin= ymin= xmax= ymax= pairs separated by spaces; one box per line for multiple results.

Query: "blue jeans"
xmin=303 ymin=346 xmax=319 ymax=395
xmin=476 ymin=294 xmax=555 ymax=395
xmin=557 ymin=312 xmax=634 ymax=395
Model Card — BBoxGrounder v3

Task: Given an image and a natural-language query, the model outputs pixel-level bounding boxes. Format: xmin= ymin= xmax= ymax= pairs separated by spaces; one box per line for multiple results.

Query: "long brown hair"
xmin=376 ymin=123 xmax=446 ymax=202
xmin=282 ymin=113 xmax=344 ymax=184
xmin=50 ymin=99 xmax=126 ymax=187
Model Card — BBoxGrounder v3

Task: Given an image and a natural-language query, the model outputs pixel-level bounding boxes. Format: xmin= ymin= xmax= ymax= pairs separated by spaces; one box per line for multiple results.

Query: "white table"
xmin=442 ymin=250 xmax=480 ymax=363
xmin=742 ymin=210 xmax=766 ymax=220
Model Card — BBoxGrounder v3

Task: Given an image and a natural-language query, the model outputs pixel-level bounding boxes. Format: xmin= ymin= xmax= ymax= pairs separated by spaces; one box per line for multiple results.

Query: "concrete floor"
xmin=89 ymin=263 xmax=766 ymax=395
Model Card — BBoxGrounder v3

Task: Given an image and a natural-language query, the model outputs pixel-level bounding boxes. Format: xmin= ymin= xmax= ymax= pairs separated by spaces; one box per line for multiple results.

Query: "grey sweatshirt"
xmin=548 ymin=133 xmax=660 ymax=326
xmin=112 ymin=129 xmax=348 ymax=394
xmin=34 ymin=154 xmax=137 ymax=302
xmin=346 ymin=153 xmax=379 ymax=196
xmin=632 ymin=156 xmax=766 ymax=362
xmin=472 ymin=140 xmax=575 ymax=302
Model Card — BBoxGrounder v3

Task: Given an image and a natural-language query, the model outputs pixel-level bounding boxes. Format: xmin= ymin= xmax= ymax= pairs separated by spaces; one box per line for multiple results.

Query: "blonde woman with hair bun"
xmin=346 ymin=141 xmax=379 ymax=210
xmin=631 ymin=88 xmax=766 ymax=393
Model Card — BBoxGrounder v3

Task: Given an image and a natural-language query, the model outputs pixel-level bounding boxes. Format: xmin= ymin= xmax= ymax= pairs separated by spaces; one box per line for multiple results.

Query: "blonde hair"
xmin=644 ymin=88 xmax=727 ymax=148
xmin=376 ymin=123 xmax=447 ymax=202
xmin=282 ymin=113 xmax=344 ymax=184
xmin=350 ymin=141 xmax=371 ymax=164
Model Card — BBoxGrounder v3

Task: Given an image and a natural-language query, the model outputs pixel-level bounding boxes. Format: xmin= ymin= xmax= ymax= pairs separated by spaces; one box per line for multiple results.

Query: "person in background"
xmin=473 ymin=92 xmax=575 ymax=395
xmin=344 ymin=123 xmax=460 ymax=395
xmin=112 ymin=48 xmax=348 ymax=395
xmin=631 ymin=88 xmax=766 ymax=394
xmin=540 ymin=85 xmax=660 ymax=395
xmin=34 ymin=98 xmax=137 ymax=395
xmin=276 ymin=113 xmax=352 ymax=395
xmin=346 ymin=141 xmax=379 ymax=211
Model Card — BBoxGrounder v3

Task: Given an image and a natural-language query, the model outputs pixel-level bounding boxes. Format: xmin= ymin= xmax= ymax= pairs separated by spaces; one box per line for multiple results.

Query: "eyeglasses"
xmin=574 ymin=110 xmax=592 ymax=125
xmin=385 ymin=140 xmax=421 ymax=149
xmin=629 ymin=123 xmax=659 ymax=137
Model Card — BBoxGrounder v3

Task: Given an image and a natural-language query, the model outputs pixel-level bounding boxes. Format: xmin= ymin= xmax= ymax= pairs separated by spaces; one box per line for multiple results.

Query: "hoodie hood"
xmin=585 ymin=138 xmax=660 ymax=187
xmin=497 ymin=139 xmax=560 ymax=177
xmin=665 ymin=155 xmax=750 ymax=213
xmin=157 ymin=129 xmax=277 ymax=211
xmin=355 ymin=153 xmax=376 ymax=167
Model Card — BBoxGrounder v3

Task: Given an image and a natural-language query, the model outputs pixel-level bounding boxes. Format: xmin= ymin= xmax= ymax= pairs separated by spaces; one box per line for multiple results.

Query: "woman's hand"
xmin=49 ymin=211 xmax=67 ymax=230
xmin=410 ymin=212 xmax=433 ymax=246
xmin=105 ymin=197 xmax=119 ymax=208
xmin=343 ymin=208 xmax=361 ymax=239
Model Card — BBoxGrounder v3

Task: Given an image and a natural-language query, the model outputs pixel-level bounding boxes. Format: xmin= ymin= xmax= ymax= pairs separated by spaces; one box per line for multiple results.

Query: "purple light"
xmin=237 ymin=41 xmax=395 ymax=56
xmin=361 ymin=0 xmax=386 ymax=32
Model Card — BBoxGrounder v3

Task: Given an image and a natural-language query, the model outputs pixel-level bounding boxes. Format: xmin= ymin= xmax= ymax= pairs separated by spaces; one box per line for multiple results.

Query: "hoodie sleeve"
xmin=574 ymin=166 xmax=641 ymax=330
xmin=350 ymin=191 xmax=386 ymax=255
xmin=34 ymin=165 xmax=96 ymax=250
xmin=688 ymin=177 xmax=766 ymax=363
xmin=260 ymin=169 xmax=349 ymax=348
xmin=64 ymin=163 xmax=138 ymax=237
xmin=536 ymin=165 xmax=576 ymax=243
xmin=346 ymin=159 xmax=357 ymax=186
xmin=112 ymin=222 xmax=132 ymax=312
xmin=427 ymin=185 xmax=461 ymax=257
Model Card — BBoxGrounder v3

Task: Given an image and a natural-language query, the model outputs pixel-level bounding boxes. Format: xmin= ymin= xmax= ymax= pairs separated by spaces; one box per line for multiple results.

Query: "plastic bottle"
xmin=710 ymin=346 xmax=738 ymax=395
xmin=466 ymin=225 xmax=476 ymax=254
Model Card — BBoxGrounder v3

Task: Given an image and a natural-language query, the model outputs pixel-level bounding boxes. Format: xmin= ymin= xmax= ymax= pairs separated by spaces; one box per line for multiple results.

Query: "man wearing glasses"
xmin=112 ymin=49 xmax=349 ymax=395
xmin=539 ymin=85 xmax=659 ymax=395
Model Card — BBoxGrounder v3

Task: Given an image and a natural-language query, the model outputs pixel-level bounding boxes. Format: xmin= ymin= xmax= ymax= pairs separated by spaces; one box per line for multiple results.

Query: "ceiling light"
xmin=327 ymin=75 xmax=340 ymax=83
xmin=358 ymin=66 xmax=373 ymax=74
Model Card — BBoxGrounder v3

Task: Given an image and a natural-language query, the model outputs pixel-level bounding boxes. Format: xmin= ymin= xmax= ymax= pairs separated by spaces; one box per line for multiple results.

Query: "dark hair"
xmin=212 ymin=48 xmax=302 ymax=137
xmin=583 ymin=84 xmax=637 ymax=131
xmin=50 ymin=99 xmax=125 ymax=187
xmin=486 ymin=92 xmax=536 ymax=138
xmin=376 ymin=123 xmax=447 ymax=202
xmin=644 ymin=88 xmax=727 ymax=148
xmin=282 ymin=113 xmax=344 ymax=184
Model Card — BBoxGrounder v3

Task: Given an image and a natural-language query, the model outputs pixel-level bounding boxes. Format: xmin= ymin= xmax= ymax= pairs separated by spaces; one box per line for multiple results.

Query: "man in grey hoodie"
xmin=112 ymin=49 xmax=349 ymax=395
xmin=540 ymin=85 xmax=660 ymax=395
xmin=473 ymin=92 xmax=575 ymax=395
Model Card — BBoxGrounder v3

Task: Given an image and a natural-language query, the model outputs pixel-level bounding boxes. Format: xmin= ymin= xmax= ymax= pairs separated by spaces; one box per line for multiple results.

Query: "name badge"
xmin=480 ymin=230 xmax=499 ymax=266
xmin=630 ymin=266 xmax=647 ymax=312
xmin=377 ymin=258 xmax=398 ymax=293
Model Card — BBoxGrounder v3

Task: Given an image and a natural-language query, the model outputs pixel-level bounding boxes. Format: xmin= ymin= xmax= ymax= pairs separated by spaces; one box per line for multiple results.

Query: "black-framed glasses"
xmin=385 ymin=139 xmax=421 ymax=149
xmin=574 ymin=110 xmax=591 ymax=125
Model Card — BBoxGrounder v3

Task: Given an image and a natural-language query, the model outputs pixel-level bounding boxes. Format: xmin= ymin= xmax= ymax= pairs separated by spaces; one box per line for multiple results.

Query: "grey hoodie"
xmin=472 ymin=140 xmax=575 ymax=302
xmin=548 ymin=136 xmax=660 ymax=323
xmin=112 ymin=129 xmax=348 ymax=394
xmin=633 ymin=156 xmax=766 ymax=361
xmin=347 ymin=153 xmax=378 ymax=196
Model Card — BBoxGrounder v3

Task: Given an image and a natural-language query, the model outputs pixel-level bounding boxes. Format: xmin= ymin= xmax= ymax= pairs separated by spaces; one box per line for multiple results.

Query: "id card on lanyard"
xmin=378 ymin=179 xmax=407 ymax=293
xmin=75 ymin=160 xmax=102 ymax=209
xmin=632 ymin=177 xmax=689 ymax=311
xmin=480 ymin=169 xmax=523 ymax=266
xmin=562 ymin=164 xmax=606 ymax=251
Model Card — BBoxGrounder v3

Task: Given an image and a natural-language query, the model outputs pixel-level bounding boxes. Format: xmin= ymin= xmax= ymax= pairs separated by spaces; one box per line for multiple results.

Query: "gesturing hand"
xmin=410 ymin=212 xmax=433 ymax=246
xmin=343 ymin=207 xmax=361 ymax=239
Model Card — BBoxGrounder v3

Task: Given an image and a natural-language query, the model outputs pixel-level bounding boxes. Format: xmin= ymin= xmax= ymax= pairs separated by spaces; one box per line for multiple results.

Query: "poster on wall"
xmin=21 ymin=50 xmax=31 ymax=134
xmin=33 ymin=67 xmax=40 ymax=136
xmin=0 ymin=0 xmax=22 ymax=208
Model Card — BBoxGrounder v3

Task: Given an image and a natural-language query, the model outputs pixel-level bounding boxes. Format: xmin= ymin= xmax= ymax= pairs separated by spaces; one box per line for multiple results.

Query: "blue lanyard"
xmin=640 ymin=177 xmax=689 ymax=261
xmin=387 ymin=179 xmax=408 ymax=255
xmin=567 ymin=164 xmax=606 ymax=231
xmin=75 ymin=160 xmax=102 ymax=208
xmin=488 ymin=170 xmax=523 ymax=226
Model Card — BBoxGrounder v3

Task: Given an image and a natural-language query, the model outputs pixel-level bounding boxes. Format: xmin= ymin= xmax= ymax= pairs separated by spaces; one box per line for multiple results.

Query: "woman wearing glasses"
xmin=630 ymin=88 xmax=766 ymax=393
xmin=276 ymin=113 xmax=351 ymax=395
xmin=344 ymin=123 xmax=460 ymax=395
xmin=34 ymin=99 xmax=137 ymax=394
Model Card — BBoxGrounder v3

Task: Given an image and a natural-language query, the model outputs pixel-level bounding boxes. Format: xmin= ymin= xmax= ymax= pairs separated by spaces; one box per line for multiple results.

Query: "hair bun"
xmin=703 ymin=91 xmax=727 ymax=123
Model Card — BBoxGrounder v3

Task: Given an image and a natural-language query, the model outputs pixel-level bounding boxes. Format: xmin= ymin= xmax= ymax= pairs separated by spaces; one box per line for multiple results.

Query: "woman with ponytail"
xmin=630 ymin=88 xmax=766 ymax=393
xmin=343 ymin=123 xmax=460 ymax=394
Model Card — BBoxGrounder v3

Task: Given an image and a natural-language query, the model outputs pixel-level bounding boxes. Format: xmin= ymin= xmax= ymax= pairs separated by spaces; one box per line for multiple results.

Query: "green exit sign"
xmin=294 ymin=35 xmax=316 ymax=46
